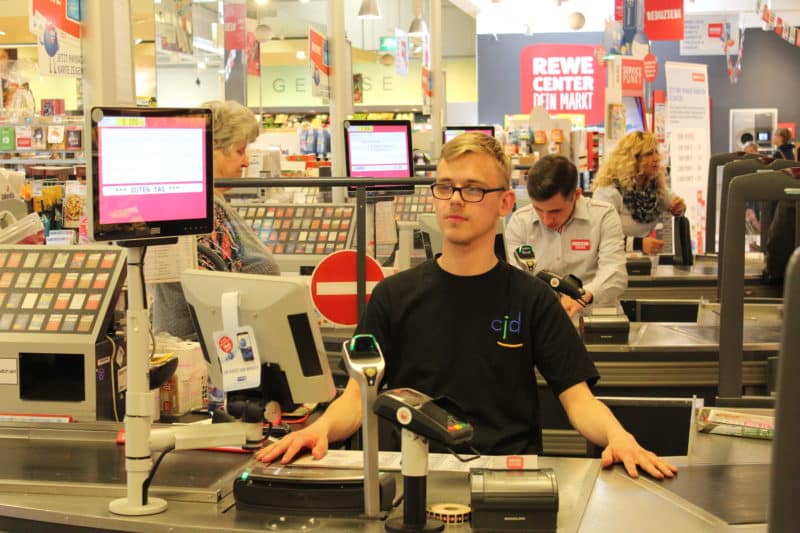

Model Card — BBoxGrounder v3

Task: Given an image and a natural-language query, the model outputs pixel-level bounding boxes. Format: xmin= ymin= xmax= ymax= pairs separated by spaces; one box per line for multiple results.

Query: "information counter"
xmin=0 ymin=419 xmax=773 ymax=532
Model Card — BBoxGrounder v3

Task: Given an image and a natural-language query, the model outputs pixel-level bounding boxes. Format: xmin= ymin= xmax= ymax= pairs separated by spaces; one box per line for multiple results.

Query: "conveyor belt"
xmin=659 ymin=464 xmax=770 ymax=524
xmin=0 ymin=424 xmax=251 ymax=503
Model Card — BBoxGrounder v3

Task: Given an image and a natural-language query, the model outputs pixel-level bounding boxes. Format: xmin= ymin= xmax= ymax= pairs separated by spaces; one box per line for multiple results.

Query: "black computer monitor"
xmin=89 ymin=106 xmax=214 ymax=242
xmin=343 ymin=119 xmax=414 ymax=197
xmin=443 ymin=125 xmax=496 ymax=144
xmin=181 ymin=271 xmax=336 ymax=410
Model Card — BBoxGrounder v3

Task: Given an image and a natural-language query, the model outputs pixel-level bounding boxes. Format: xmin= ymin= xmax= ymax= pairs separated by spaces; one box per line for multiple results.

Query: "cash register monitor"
xmin=89 ymin=106 xmax=214 ymax=242
xmin=343 ymin=119 xmax=414 ymax=197
xmin=418 ymin=213 xmax=507 ymax=262
xmin=443 ymin=125 xmax=496 ymax=144
xmin=181 ymin=270 xmax=336 ymax=408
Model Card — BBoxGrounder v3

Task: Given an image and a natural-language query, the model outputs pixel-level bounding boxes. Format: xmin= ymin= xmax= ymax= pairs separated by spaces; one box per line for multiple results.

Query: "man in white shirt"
xmin=506 ymin=155 xmax=627 ymax=317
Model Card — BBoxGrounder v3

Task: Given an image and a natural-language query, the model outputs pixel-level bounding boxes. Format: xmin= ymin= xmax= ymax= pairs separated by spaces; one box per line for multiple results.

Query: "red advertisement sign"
xmin=308 ymin=27 xmax=330 ymax=75
xmin=519 ymin=44 xmax=606 ymax=126
xmin=614 ymin=0 xmax=624 ymax=22
xmin=643 ymin=53 xmax=658 ymax=82
xmin=223 ymin=2 xmax=246 ymax=50
xmin=644 ymin=0 xmax=684 ymax=41
xmin=32 ymin=0 xmax=81 ymax=38
xmin=246 ymin=32 xmax=260 ymax=76
xmin=621 ymin=57 xmax=643 ymax=96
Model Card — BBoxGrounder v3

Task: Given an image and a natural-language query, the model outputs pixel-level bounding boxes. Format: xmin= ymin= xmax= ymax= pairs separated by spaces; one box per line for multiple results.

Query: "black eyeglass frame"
xmin=429 ymin=183 xmax=507 ymax=203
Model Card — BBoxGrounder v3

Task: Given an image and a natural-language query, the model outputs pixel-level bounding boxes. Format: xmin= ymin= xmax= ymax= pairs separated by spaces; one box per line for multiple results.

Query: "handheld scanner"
xmin=341 ymin=334 xmax=386 ymax=390
xmin=536 ymin=270 xmax=586 ymax=301
xmin=514 ymin=244 xmax=537 ymax=272
xmin=373 ymin=388 xmax=473 ymax=447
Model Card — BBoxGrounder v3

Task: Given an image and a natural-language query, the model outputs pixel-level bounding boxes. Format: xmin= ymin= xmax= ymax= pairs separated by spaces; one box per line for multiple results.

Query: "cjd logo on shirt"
xmin=490 ymin=311 xmax=524 ymax=349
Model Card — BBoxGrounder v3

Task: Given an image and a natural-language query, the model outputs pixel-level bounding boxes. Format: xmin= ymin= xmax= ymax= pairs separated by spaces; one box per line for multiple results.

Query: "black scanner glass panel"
xmin=287 ymin=313 xmax=323 ymax=377
xmin=20 ymin=353 xmax=84 ymax=402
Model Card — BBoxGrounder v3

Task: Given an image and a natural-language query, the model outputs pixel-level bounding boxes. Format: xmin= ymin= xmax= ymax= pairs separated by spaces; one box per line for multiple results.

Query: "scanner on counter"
xmin=514 ymin=244 xmax=537 ymax=272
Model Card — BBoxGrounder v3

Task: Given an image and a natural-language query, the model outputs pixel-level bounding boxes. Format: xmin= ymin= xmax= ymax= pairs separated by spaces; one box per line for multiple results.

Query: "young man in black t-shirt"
xmin=257 ymin=133 xmax=677 ymax=480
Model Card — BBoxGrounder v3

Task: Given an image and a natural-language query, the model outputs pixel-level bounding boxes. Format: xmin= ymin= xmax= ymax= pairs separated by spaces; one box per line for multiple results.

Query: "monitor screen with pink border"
xmin=90 ymin=106 xmax=213 ymax=242
xmin=343 ymin=119 xmax=413 ymax=196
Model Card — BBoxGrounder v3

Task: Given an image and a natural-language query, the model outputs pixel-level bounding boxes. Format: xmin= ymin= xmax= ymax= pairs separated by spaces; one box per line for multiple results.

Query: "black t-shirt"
xmin=356 ymin=259 xmax=599 ymax=455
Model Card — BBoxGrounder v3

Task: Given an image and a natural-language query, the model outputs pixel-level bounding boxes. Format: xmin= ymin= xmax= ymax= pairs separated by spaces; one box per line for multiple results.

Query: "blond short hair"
xmin=439 ymin=132 xmax=512 ymax=188
xmin=592 ymin=130 xmax=667 ymax=203
xmin=202 ymin=100 xmax=259 ymax=152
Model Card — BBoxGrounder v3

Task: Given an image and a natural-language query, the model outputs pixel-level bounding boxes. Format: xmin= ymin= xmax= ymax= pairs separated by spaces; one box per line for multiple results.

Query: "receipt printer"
xmin=582 ymin=313 xmax=630 ymax=344
xmin=626 ymin=256 xmax=652 ymax=276
xmin=470 ymin=468 xmax=558 ymax=531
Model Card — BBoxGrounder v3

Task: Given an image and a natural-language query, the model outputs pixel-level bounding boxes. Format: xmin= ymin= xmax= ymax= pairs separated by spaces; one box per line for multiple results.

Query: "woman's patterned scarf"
xmin=617 ymin=179 xmax=660 ymax=224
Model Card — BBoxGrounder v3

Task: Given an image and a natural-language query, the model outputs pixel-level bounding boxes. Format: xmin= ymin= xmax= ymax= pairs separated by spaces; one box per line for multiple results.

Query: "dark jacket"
xmin=773 ymin=143 xmax=796 ymax=161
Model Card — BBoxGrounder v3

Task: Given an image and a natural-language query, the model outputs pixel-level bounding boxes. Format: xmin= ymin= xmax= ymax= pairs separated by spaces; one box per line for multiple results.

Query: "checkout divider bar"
xmin=215 ymin=176 xmax=435 ymax=321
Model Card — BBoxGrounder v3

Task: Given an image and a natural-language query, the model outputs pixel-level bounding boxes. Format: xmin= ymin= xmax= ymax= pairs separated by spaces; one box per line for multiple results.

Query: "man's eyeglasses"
xmin=430 ymin=183 xmax=506 ymax=203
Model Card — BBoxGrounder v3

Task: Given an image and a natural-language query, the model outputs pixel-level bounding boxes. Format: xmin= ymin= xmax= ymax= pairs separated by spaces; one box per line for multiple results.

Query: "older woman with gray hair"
xmin=151 ymin=100 xmax=280 ymax=339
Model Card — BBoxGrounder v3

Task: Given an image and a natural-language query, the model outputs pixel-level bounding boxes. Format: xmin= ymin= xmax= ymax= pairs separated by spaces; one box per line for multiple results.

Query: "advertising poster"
xmin=353 ymin=73 xmax=363 ymax=104
xmin=308 ymin=27 xmax=330 ymax=99
xmin=246 ymin=32 xmax=260 ymax=76
xmin=665 ymin=62 xmax=710 ymax=253
xmin=680 ymin=13 xmax=740 ymax=56
xmin=519 ymin=44 xmax=606 ymax=126
xmin=395 ymin=29 xmax=409 ymax=77
xmin=30 ymin=0 xmax=82 ymax=77
xmin=155 ymin=0 xmax=193 ymax=55
xmin=223 ymin=0 xmax=246 ymax=50
xmin=421 ymin=30 xmax=432 ymax=111
xmin=644 ymin=0 xmax=684 ymax=41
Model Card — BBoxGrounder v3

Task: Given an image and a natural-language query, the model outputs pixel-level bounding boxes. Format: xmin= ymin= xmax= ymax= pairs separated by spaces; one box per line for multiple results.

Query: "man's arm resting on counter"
xmin=254 ymin=377 xmax=363 ymax=464
xmin=557 ymin=381 xmax=678 ymax=479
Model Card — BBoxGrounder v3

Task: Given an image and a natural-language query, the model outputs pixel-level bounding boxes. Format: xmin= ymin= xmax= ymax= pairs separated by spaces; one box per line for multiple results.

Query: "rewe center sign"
xmin=519 ymin=44 xmax=606 ymax=126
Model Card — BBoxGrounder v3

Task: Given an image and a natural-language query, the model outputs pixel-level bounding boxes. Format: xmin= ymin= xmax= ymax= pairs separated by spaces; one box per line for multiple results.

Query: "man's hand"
xmin=560 ymin=294 xmax=583 ymax=318
xmin=560 ymin=290 xmax=591 ymax=318
xmin=254 ymin=421 xmax=330 ymax=465
xmin=669 ymin=196 xmax=686 ymax=216
xmin=601 ymin=428 xmax=678 ymax=479
xmin=642 ymin=236 xmax=664 ymax=255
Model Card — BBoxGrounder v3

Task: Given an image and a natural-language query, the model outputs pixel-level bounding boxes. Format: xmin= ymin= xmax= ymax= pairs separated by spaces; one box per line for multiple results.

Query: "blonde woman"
xmin=592 ymin=131 xmax=685 ymax=255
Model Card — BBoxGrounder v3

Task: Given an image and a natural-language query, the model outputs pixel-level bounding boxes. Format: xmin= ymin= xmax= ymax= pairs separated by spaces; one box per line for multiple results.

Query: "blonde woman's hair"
xmin=202 ymin=100 xmax=259 ymax=152
xmin=439 ymin=132 xmax=512 ymax=188
xmin=774 ymin=127 xmax=792 ymax=145
xmin=592 ymin=130 xmax=667 ymax=202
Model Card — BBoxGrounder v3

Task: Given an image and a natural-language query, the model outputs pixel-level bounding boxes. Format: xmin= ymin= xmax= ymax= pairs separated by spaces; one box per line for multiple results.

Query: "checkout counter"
xmin=0 ymin=417 xmax=775 ymax=532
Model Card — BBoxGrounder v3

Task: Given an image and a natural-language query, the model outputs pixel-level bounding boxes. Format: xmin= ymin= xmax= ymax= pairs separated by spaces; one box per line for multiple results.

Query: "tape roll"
xmin=426 ymin=503 xmax=471 ymax=524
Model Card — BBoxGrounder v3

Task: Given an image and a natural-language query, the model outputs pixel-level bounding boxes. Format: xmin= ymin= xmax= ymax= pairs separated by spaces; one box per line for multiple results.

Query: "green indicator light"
xmin=240 ymin=469 xmax=250 ymax=481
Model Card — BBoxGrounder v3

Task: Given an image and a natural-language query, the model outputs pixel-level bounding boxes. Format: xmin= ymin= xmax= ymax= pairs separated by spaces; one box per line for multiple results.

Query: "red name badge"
xmin=571 ymin=239 xmax=590 ymax=251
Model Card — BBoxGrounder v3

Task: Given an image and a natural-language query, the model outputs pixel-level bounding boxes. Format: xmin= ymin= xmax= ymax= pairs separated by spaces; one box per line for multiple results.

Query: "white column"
xmin=430 ymin=0 xmax=444 ymax=159
xmin=81 ymin=0 xmax=136 ymax=107
xmin=328 ymin=0 xmax=353 ymax=201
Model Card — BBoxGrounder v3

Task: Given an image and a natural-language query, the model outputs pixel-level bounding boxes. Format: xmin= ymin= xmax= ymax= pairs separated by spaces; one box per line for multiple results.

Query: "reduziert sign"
xmin=519 ymin=44 xmax=606 ymax=126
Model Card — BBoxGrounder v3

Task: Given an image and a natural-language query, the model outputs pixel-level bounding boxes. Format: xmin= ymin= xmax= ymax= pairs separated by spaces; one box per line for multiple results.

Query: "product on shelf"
xmin=235 ymin=203 xmax=355 ymax=255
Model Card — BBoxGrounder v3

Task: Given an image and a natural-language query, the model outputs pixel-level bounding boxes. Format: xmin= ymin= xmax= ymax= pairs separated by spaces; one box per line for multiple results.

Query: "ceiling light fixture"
xmin=408 ymin=0 xmax=427 ymax=36
xmin=358 ymin=0 xmax=381 ymax=19
xmin=296 ymin=50 xmax=307 ymax=60
xmin=255 ymin=23 xmax=273 ymax=42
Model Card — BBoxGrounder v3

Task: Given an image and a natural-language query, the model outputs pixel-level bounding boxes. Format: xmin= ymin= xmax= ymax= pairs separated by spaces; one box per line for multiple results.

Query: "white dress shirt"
xmin=505 ymin=196 xmax=627 ymax=306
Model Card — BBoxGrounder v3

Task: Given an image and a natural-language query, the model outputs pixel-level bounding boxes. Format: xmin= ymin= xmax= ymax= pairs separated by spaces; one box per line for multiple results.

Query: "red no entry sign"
xmin=310 ymin=250 xmax=384 ymax=326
